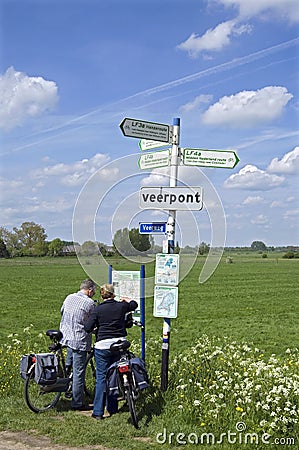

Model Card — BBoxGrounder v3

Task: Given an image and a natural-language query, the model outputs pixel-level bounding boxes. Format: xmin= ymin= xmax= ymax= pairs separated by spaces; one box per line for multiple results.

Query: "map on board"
xmin=112 ymin=270 xmax=141 ymax=314
xmin=154 ymin=285 xmax=178 ymax=318
xmin=155 ymin=253 xmax=180 ymax=286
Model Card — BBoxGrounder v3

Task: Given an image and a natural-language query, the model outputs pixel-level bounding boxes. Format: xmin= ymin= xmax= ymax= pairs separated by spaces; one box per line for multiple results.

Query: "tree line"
xmin=0 ymin=222 xmax=297 ymax=258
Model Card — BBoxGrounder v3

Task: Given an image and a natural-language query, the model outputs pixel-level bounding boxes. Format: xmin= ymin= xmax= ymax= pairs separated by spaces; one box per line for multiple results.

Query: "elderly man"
xmin=60 ymin=278 xmax=96 ymax=410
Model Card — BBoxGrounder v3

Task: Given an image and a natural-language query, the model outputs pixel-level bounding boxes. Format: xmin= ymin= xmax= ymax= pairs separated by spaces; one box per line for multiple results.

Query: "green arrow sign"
xmin=182 ymin=148 xmax=240 ymax=169
xmin=138 ymin=149 xmax=170 ymax=170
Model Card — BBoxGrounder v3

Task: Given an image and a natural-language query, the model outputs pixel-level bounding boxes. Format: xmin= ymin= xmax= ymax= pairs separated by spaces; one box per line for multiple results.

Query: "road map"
xmin=112 ymin=270 xmax=141 ymax=314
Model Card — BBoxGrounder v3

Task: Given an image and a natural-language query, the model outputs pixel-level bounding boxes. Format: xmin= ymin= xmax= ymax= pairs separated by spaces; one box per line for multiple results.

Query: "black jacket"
xmin=84 ymin=298 xmax=138 ymax=341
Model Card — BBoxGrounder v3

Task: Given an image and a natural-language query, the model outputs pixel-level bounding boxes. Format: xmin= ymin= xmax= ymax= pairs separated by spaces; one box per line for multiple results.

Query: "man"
xmin=60 ymin=278 xmax=96 ymax=410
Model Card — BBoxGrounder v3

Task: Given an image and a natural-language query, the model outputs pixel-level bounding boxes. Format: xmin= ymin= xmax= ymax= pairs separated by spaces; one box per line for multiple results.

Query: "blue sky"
xmin=0 ymin=0 xmax=298 ymax=248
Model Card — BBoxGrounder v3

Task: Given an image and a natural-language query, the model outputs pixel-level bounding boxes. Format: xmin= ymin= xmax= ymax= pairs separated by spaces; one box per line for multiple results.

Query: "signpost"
xmin=138 ymin=149 xmax=170 ymax=170
xmin=139 ymin=222 xmax=166 ymax=234
xmin=119 ymin=115 xmax=240 ymax=391
xmin=119 ymin=118 xmax=171 ymax=142
xmin=182 ymin=148 xmax=239 ymax=169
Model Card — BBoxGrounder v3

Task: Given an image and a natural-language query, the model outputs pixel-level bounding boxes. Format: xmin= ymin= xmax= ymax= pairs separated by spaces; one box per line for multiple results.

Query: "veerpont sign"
xmin=139 ymin=186 xmax=203 ymax=211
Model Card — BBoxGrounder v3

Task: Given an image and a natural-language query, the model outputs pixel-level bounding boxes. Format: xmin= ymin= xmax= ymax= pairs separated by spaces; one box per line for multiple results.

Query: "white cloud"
xmin=251 ymin=214 xmax=269 ymax=225
xmin=214 ymin=0 xmax=299 ymax=23
xmin=180 ymin=94 xmax=213 ymax=113
xmin=224 ymin=164 xmax=285 ymax=190
xmin=34 ymin=153 xmax=111 ymax=186
xmin=201 ymin=86 xmax=293 ymax=127
xmin=178 ymin=1 xmax=299 ymax=59
xmin=283 ymin=208 xmax=299 ymax=219
xmin=177 ymin=20 xmax=251 ymax=57
xmin=141 ymin=167 xmax=169 ymax=186
xmin=243 ymin=196 xmax=264 ymax=205
xmin=0 ymin=67 xmax=58 ymax=130
xmin=267 ymin=147 xmax=299 ymax=174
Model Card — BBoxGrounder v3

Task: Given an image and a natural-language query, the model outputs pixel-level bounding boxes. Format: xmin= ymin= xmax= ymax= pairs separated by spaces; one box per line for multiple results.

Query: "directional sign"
xmin=138 ymin=149 xmax=170 ymax=170
xmin=182 ymin=148 xmax=240 ymax=169
xmin=139 ymin=222 xmax=167 ymax=234
xmin=139 ymin=139 xmax=169 ymax=151
xmin=139 ymin=186 xmax=203 ymax=211
xmin=120 ymin=118 xmax=171 ymax=142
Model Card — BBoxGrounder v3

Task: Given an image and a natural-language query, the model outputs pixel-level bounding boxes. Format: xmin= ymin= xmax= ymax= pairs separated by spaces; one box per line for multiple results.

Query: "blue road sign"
xmin=139 ymin=222 xmax=166 ymax=234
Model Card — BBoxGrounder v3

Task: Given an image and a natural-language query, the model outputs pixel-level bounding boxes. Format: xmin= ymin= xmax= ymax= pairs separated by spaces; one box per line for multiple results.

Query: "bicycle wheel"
xmin=24 ymin=369 xmax=61 ymax=413
xmin=84 ymin=351 xmax=96 ymax=400
xmin=124 ymin=383 xmax=138 ymax=429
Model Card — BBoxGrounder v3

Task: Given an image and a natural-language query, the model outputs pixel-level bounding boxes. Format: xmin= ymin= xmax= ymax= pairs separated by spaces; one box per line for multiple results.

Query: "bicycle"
xmin=108 ymin=321 xmax=149 ymax=429
xmin=23 ymin=329 xmax=96 ymax=413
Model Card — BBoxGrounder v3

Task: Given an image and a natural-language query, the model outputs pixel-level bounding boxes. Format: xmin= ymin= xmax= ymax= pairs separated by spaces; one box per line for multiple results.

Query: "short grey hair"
xmin=80 ymin=279 xmax=97 ymax=291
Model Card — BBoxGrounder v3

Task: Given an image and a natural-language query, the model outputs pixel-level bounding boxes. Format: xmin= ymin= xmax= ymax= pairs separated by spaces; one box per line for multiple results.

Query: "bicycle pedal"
xmin=64 ymin=392 xmax=72 ymax=398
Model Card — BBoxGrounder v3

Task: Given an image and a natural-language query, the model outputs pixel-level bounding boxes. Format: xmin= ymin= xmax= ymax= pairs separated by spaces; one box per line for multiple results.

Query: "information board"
xmin=154 ymin=286 xmax=178 ymax=318
xmin=155 ymin=253 xmax=180 ymax=286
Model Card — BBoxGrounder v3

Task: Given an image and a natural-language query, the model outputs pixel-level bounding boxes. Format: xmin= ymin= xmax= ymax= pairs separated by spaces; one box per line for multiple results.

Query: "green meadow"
xmin=0 ymin=254 xmax=298 ymax=449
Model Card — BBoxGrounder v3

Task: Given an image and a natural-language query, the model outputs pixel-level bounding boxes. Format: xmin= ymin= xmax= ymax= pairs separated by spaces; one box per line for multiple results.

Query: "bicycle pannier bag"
xmin=130 ymin=357 xmax=150 ymax=391
xmin=106 ymin=362 xmax=120 ymax=397
xmin=20 ymin=354 xmax=34 ymax=380
xmin=34 ymin=353 xmax=58 ymax=385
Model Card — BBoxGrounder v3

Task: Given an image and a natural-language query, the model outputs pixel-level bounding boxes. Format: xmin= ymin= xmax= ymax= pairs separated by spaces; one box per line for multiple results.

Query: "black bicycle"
xmin=109 ymin=322 xmax=148 ymax=429
xmin=23 ymin=330 xmax=96 ymax=413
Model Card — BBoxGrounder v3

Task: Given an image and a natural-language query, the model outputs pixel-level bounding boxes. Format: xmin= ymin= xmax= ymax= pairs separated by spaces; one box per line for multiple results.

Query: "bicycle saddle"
xmin=110 ymin=339 xmax=131 ymax=352
xmin=46 ymin=329 xmax=63 ymax=341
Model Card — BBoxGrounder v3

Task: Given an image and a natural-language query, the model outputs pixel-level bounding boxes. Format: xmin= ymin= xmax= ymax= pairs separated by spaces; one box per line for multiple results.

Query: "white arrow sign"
xmin=139 ymin=186 xmax=203 ymax=211
xmin=139 ymin=139 xmax=169 ymax=151
xmin=120 ymin=118 xmax=171 ymax=142
xmin=138 ymin=149 xmax=170 ymax=170
xmin=182 ymin=148 xmax=240 ymax=169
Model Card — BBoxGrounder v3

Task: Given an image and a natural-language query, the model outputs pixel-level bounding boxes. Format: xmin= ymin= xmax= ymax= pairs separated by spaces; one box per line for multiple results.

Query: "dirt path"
xmin=0 ymin=431 xmax=116 ymax=450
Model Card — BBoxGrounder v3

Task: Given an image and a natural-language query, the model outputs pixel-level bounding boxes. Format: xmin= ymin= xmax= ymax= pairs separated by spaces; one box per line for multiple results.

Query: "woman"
xmin=84 ymin=284 xmax=138 ymax=420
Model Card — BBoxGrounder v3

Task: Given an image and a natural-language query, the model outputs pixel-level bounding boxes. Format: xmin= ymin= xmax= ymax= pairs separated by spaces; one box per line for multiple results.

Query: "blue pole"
xmin=140 ymin=264 xmax=145 ymax=361
xmin=108 ymin=264 xmax=113 ymax=283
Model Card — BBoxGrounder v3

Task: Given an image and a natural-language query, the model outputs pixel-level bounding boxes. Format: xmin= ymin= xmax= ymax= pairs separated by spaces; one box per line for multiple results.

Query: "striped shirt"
xmin=59 ymin=291 xmax=95 ymax=351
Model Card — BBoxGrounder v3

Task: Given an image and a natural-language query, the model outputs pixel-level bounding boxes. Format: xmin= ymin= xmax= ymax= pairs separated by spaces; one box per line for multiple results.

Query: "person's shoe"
xmin=72 ymin=405 xmax=93 ymax=411
xmin=91 ymin=414 xmax=105 ymax=420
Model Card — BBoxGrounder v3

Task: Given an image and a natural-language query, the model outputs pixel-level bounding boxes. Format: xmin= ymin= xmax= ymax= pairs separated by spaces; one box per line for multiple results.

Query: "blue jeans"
xmin=66 ymin=347 xmax=88 ymax=409
xmin=93 ymin=348 xmax=120 ymax=417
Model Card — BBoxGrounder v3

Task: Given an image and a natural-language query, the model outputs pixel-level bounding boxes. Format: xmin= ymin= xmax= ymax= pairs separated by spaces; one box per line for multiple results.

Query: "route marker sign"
xmin=139 ymin=139 xmax=168 ymax=151
xmin=182 ymin=148 xmax=239 ymax=169
xmin=139 ymin=186 xmax=203 ymax=211
xmin=139 ymin=222 xmax=167 ymax=234
xmin=120 ymin=118 xmax=171 ymax=142
xmin=138 ymin=149 xmax=170 ymax=170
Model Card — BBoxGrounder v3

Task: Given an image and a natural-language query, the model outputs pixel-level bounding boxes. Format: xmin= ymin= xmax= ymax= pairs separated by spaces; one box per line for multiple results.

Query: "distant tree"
xmin=198 ymin=242 xmax=210 ymax=255
xmin=98 ymin=242 xmax=109 ymax=256
xmin=129 ymin=228 xmax=151 ymax=254
xmin=48 ymin=238 xmax=64 ymax=256
xmin=78 ymin=241 xmax=99 ymax=256
xmin=13 ymin=222 xmax=48 ymax=256
xmin=0 ymin=239 xmax=10 ymax=258
xmin=251 ymin=241 xmax=267 ymax=251
xmin=113 ymin=227 xmax=151 ymax=256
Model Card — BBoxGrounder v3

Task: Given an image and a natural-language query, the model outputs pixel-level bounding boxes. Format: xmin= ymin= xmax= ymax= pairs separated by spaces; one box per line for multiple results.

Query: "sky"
xmin=0 ymin=0 xmax=298 ymax=248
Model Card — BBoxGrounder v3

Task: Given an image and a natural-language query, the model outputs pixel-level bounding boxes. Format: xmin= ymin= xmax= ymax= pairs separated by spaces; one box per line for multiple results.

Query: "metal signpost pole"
xmin=161 ymin=117 xmax=180 ymax=391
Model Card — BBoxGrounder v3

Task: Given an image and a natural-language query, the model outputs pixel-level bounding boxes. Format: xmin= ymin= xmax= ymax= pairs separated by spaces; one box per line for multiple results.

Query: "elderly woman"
xmin=84 ymin=284 xmax=138 ymax=420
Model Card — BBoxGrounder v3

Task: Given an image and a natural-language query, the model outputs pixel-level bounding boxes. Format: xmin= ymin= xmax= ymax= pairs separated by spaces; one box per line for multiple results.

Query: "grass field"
xmin=0 ymin=254 xmax=298 ymax=449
